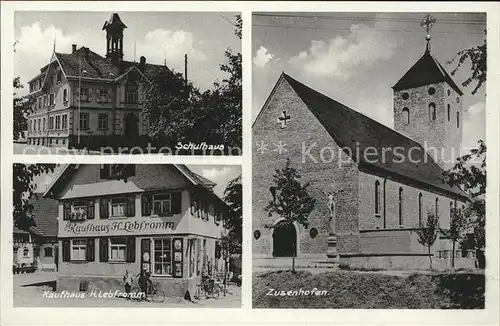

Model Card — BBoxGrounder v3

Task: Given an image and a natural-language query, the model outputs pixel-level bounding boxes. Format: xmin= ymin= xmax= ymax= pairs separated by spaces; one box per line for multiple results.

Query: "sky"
xmin=33 ymin=164 xmax=241 ymax=199
xmin=252 ymin=12 xmax=486 ymax=150
xmin=14 ymin=11 xmax=241 ymax=93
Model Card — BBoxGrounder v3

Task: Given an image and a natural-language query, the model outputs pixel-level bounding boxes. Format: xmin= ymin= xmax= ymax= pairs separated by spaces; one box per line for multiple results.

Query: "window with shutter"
xmin=62 ymin=239 xmax=71 ymax=262
xmin=142 ymin=194 xmax=152 ymax=216
xmin=99 ymin=237 xmax=109 ymax=262
xmin=63 ymin=202 xmax=71 ymax=220
xmin=100 ymin=198 xmax=109 ymax=219
xmin=126 ymin=237 xmax=135 ymax=262
xmin=87 ymin=238 xmax=95 ymax=261
xmin=126 ymin=196 xmax=135 ymax=217
xmin=87 ymin=200 xmax=95 ymax=219
xmin=172 ymin=192 xmax=182 ymax=214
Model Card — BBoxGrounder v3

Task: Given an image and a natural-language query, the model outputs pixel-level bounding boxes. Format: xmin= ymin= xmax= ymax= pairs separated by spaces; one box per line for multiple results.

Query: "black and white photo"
xmin=12 ymin=164 xmax=242 ymax=307
xmin=13 ymin=11 xmax=242 ymax=155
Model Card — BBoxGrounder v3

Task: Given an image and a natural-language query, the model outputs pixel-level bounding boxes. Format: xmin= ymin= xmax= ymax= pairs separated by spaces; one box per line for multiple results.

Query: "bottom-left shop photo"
xmin=11 ymin=163 xmax=242 ymax=308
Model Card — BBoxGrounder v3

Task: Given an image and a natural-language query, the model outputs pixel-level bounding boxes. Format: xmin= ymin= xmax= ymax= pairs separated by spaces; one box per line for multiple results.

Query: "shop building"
xmin=44 ymin=164 xmax=229 ymax=298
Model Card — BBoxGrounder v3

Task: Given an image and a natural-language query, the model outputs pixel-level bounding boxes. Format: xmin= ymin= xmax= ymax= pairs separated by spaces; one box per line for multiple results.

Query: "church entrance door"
xmin=124 ymin=113 xmax=139 ymax=138
xmin=272 ymin=220 xmax=296 ymax=257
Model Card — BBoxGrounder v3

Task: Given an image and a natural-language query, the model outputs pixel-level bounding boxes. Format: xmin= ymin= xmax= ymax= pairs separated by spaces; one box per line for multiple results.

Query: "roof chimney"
xmin=72 ymin=44 xmax=77 ymax=53
xmin=139 ymin=56 xmax=146 ymax=70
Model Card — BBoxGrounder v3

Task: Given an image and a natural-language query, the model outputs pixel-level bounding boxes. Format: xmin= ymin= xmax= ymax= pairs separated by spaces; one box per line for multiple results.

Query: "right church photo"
xmin=252 ymin=12 xmax=486 ymax=309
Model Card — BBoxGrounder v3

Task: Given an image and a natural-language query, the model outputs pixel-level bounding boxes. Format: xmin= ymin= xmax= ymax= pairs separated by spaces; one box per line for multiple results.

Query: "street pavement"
xmin=13 ymin=272 xmax=241 ymax=308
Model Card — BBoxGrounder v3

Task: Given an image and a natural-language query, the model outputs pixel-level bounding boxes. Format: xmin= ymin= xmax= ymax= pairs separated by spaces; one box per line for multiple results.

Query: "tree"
xmin=442 ymin=140 xmax=486 ymax=268
xmin=416 ymin=212 xmax=440 ymax=270
xmin=13 ymin=164 xmax=56 ymax=230
xmin=13 ymin=76 xmax=34 ymax=141
xmin=265 ymin=158 xmax=316 ymax=272
xmin=449 ymin=207 xmax=467 ymax=269
xmin=196 ymin=14 xmax=242 ymax=153
xmin=220 ymin=174 xmax=242 ymax=294
xmin=140 ymin=69 xmax=202 ymax=148
xmin=447 ymin=30 xmax=486 ymax=95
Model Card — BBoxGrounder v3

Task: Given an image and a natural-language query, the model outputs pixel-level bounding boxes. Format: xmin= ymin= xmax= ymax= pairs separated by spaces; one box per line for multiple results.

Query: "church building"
xmin=25 ymin=13 xmax=171 ymax=149
xmin=252 ymin=36 xmax=474 ymax=270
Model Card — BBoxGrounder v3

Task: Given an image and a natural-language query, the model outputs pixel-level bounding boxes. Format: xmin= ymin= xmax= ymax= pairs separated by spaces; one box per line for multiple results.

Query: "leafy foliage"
xmin=223 ymin=173 xmax=242 ymax=250
xmin=13 ymin=76 xmax=34 ymax=141
xmin=13 ymin=164 xmax=57 ymax=230
xmin=416 ymin=212 xmax=440 ymax=269
xmin=449 ymin=207 xmax=467 ymax=268
xmin=140 ymin=14 xmax=242 ymax=153
xmin=447 ymin=31 xmax=486 ymax=95
xmin=265 ymin=158 xmax=316 ymax=271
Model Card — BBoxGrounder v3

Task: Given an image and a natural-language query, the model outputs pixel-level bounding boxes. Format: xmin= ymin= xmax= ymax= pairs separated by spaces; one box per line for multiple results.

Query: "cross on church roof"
xmin=420 ymin=14 xmax=436 ymax=51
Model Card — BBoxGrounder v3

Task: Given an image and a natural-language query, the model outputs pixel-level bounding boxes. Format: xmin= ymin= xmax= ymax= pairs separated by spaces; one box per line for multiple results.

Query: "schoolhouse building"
xmin=43 ymin=164 xmax=229 ymax=297
xmin=252 ymin=39 xmax=474 ymax=270
xmin=25 ymin=13 xmax=170 ymax=149
xmin=13 ymin=195 xmax=59 ymax=272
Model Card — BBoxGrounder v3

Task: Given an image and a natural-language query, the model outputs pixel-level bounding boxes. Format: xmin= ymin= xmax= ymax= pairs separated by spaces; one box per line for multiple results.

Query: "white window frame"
xmin=49 ymin=93 xmax=55 ymax=106
xmin=110 ymin=197 xmax=127 ymax=217
xmin=55 ymin=115 xmax=61 ymax=130
xmin=152 ymin=238 xmax=173 ymax=276
xmin=98 ymin=113 xmax=108 ymax=129
xmin=79 ymin=112 xmax=89 ymax=129
xmin=63 ymin=88 xmax=68 ymax=103
xmin=108 ymin=237 xmax=127 ymax=262
xmin=153 ymin=193 xmax=172 ymax=215
xmin=62 ymin=114 xmax=68 ymax=129
xmin=72 ymin=200 xmax=87 ymax=220
xmin=71 ymin=239 xmax=87 ymax=261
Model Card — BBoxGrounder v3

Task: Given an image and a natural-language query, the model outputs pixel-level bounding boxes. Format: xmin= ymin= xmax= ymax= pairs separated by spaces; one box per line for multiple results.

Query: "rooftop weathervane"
xmin=420 ymin=14 xmax=436 ymax=52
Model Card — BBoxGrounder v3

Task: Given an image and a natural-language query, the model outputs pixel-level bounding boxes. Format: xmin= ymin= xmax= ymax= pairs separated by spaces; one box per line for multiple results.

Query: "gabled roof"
xmin=392 ymin=48 xmax=463 ymax=95
xmin=280 ymin=73 xmax=467 ymax=199
xmin=43 ymin=164 xmax=228 ymax=210
xmin=13 ymin=194 xmax=58 ymax=237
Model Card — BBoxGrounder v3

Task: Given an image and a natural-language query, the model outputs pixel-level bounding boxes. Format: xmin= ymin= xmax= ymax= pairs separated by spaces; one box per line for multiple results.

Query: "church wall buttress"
xmin=253 ymin=77 xmax=360 ymax=258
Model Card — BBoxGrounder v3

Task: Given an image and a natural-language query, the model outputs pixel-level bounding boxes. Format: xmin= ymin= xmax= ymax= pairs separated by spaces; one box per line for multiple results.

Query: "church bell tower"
xmin=392 ymin=15 xmax=463 ymax=166
xmin=103 ymin=13 xmax=127 ymax=65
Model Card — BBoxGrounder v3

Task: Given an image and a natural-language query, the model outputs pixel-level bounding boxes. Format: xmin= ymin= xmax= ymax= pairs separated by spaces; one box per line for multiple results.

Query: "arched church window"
xmin=402 ymin=92 xmax=409 ymax=100
xmin=456 ymin=97 xmax=460 ymax=103
xmin=447 ymin=104 xmax=451 ymax=121
xmin=456 ymin=112 xmax=460 ymax=128
xmin=402 ymin=107 xmax=410 ymax=125
xmin=418 ymin=193 xmax=423 ymax=228
xmin=253 ymin=230 xmax=261 ymax=240
xmin=447 ymin=89 xmax=451 ymax=96
xmin=428 ymin=87 xmax=436 ymax=95
xmin=429 ymin=103 xmax=436 ymax=121
xmin=375 ymin=181 xmax=380 ymax=216
xmin=398 ymin=187 xmax=403 ymax=226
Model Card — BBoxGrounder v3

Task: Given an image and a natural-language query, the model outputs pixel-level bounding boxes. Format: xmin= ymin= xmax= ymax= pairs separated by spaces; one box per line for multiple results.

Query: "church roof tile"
xmin=392 ymin=49 xmax=463 ymax=95
xmin=282 ymin=73 xmax=467 ymax=199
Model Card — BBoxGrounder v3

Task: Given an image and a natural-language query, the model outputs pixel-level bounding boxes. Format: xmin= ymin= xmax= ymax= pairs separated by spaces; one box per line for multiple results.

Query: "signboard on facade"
xmin=62 ymin=219 xmax=176 ymax=237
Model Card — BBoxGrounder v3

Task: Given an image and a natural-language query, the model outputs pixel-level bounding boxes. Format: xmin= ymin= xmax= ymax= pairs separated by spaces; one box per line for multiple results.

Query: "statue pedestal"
xmin=326 ymin=234 xmax=338 ymax=258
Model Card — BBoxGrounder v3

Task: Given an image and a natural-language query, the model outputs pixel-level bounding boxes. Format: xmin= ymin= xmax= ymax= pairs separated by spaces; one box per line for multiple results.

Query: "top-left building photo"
xmin=13 ymin=11 xmax=242 ymax=155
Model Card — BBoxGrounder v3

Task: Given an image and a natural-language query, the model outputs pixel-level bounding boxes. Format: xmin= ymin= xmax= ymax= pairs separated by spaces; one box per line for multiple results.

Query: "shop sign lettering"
xmin=64 ymin=220 xmax=175 ymax=235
